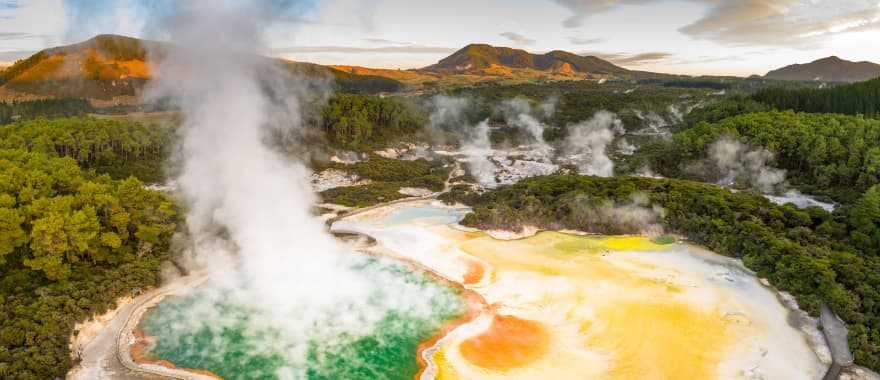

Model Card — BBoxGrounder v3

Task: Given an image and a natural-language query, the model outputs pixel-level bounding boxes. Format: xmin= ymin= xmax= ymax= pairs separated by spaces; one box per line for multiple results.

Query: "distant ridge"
xmin=418 ymin=43 xmax=675 ymax=80
xmin=0 ymin=34 xmax=402 ymax=105
xmin=422 ymin=43 xmax=629 ymax=75
xmin=764 ymin=56 xmax=880 ymax=83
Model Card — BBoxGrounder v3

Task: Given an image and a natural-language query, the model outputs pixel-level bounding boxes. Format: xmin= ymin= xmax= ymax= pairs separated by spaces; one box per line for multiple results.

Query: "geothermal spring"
xmin=128 ymin=200 xmax=830 ymax=380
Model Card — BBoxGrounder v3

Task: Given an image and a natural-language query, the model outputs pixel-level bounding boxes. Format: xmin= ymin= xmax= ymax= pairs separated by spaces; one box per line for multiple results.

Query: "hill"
xmin=764 ymin=56 xmax=880 ymax=83
xmin=422 ymin=44 xmax=627 ymax=76
xmin=0 ymin=34 xmax=403 ymax=105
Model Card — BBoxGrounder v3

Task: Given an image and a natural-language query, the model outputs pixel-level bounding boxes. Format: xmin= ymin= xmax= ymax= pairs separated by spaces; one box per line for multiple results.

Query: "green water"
xmin=141 ymin=259 xmax=464 ymax=380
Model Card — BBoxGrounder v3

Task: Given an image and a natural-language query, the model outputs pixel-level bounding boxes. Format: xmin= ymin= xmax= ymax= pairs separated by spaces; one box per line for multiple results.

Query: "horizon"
xmin=0 ymin=1 xmax=879 ymax=76
xmin=2 ymin=32 xmax=874 ymax=79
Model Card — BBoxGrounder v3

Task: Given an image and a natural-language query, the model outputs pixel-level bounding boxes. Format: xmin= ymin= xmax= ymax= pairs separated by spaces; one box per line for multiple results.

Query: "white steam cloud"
xmin=709 ymin=136 xmax=787 ymax=193
xmin=146 ymin=2 xmax=453 ymax=377
xmin=427 ymin=95 xmax=498 ymax=187
xmin=499 ymin=97 xmax=553 ymax=154
xmin=564 ymin=110 xmax=624 ymax=177
xmin=566 ymin=192 xmax=666 ymax=236
xmin=461 ymin=120 xmax=497 ymax=187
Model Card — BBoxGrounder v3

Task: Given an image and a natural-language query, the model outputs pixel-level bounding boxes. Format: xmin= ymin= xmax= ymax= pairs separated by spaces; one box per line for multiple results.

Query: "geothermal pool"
xmin=138 ymin=201 xmax=827 ymax=379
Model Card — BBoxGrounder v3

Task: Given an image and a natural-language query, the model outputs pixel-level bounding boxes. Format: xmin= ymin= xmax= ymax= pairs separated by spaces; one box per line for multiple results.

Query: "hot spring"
xmin=135 ymin=201 xmax=828 ymax=379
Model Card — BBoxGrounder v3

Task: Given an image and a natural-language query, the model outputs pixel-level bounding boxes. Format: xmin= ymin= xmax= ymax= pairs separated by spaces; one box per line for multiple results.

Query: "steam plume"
xmin=427 ymin=95 xmax=497 ymax=187
xmin=564 ymin=110 xmax=624 ymax=177
xmin=499 ymin=97 xmax=552 ymax=153
xmin=146 ymin=2 xmax=453 ymax=376
xmin=709 ymin=136 xmax=786 ymax=193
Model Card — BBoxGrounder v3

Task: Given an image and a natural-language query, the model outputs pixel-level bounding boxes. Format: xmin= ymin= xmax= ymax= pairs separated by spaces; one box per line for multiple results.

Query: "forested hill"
xmin=0 ymin=34 xmax=402 ymax=102
xmin=764 ymin=56 xmax=880 ymax=83
xmin=420 ymin=43 xmax=673 ymax=80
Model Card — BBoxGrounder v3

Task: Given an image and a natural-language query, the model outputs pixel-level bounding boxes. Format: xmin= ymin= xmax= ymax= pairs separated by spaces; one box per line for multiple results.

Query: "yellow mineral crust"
xmin=428 ymin=231 xmax=787 ymax=379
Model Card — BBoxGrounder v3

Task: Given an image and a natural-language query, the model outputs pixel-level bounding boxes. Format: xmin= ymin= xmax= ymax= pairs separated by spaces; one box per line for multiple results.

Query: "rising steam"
xmin=427 ymin=95 xmax=498 ymax=187
xmin=564 ymin=110 xmax=624 ymax=177
xmin=709 ymin=136 xmax=787 ymax=193
xmin=146 ymin=2 xmax=455 ymax=377
xmin=499 ymin=97 xmax=553 ymax=153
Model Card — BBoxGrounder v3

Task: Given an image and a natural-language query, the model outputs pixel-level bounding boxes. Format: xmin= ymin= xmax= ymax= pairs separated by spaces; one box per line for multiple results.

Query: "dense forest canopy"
xmin=0 ymin=117 xmax=172 ymax=182
xmin=320 ymin=94 xmax=427 ymax=151
xmin=0 ymin=148 xmax=177 ymax=379
xmin=640 ymin=111 xmax=880 ymax=203
xmin=0 ymin=98 xmax=92 ymax=124
xmin=445 ymin=174 xmax=880 ymax=370
xmin=754 ymin=78 xmax=880 ymax=116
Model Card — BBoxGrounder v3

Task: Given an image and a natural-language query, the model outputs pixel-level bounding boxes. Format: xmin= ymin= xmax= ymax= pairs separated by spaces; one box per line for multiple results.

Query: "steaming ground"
xmin=140 ymin=255 xmax=464 ymax=379
xmin=133 ymin=2 xmax=470 ymax=379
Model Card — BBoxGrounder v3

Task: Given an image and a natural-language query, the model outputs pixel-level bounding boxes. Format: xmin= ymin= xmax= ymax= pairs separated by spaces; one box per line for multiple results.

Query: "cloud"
xmin=363 ymin=38 xmax=411 ymax=45
xmin=581 ymin=50 xmax=674 ymax=66
xmin=679 ymin=0 xmax=880 ymax=47
xmin=551 ymin=0 xmax=654 ymax=28
xmin=274 ymin=44 xmax=456 ymax=54
xmin=552 ymin=0 xmax=880 ymax=47
xmin=499 ymin=31 xmax=536 ymax=45
xmin=569 ymin=36 xmax=604 ymax=45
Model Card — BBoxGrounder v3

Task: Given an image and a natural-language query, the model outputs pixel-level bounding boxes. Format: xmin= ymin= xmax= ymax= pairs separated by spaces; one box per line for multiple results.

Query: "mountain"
xmin=421 ymin=44 xmax=629 ymax=77
xmin=764 ymin=56 xmax=880 ymax=83
xmin=0 ymin=34 xmax=403 ymax=105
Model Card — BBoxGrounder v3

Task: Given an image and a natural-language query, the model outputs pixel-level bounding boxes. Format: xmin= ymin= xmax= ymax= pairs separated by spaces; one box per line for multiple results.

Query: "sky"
xmin=0 ymin=0 xmax=878 ymax=76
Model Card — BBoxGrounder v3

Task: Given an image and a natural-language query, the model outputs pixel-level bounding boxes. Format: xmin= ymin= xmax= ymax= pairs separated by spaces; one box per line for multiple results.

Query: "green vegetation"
xmin=321 ymin=94 xmax=427 ymax=150
xmin=449 ymin=174 xmax=880 ymax=369
xmin=640 ymin=111 xmax=880 ymax=202
xmin=318 ymin=156 xmax=450 ymax=207
xmin=332 ymin=70 xmax=404 ymax=94
xmin=0 ymin=117 xmax=171 ymax=183
xmin=682 ymin=94 xmax=770 ymax=127
xmin=0 ymin=148 xmax=177 ymax=379
xmin=0 ymin=99 xmax=92 ymax=124
xmin=320 ymin=183 xmax=408 ymax=208
xmin=448 ymin=81 xmax=704 ymax=141
xmin=754 ymin=78 xmax=880 ymax=116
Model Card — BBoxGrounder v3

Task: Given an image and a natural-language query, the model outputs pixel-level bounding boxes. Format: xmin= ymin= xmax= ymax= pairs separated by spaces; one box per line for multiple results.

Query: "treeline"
xmin=681 ymin=94 xmax=770 ymax=127
xmin=754 ymin=78 xmax=880 ymax=116
xmin=321 ymin=94 xmax=427 ymax=150
xmin=0 ymin=149 xmax=177 ymax=379
xmin=446 ymin=174 xmax=880 ymax=370
xmin=0 ymin=117 xmax=172 ymax=182
xmin=642 ymin=111 xmax=880 ymax=202
xmin=333 ymin=71 xmax=404 ymax=94
xmin=0 ymin=98 xmax=92 ymax=124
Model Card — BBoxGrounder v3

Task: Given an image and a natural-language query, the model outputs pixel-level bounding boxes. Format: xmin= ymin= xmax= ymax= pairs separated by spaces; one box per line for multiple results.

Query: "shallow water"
xmin=140 ymin=254 xmax=465 ymax=379
xmin=141 ymin=201 xmax=827 ymax=379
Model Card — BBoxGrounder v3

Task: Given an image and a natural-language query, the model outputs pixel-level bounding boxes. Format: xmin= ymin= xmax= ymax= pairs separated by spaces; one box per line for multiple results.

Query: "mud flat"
xmin=335 ymin=201 xmax=831 ymax=380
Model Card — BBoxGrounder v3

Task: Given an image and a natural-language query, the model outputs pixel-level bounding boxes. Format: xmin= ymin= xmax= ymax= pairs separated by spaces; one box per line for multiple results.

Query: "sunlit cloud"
xmin=570 ymin=36 xmax=605 ymax=45
xmin=499 ymin=31 xmax=536 ymax=46
xmin=553 ymin=0 xmax=880 ymax=47
xmin=582 ymin=50 xmax=674 ymax=66
xmin=274 ymin=45 xmax=456 ymax=54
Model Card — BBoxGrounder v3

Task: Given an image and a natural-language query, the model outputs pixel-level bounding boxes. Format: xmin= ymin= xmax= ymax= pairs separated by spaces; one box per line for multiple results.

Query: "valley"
xmin=2 ymin=2 xmax=880 ymax=379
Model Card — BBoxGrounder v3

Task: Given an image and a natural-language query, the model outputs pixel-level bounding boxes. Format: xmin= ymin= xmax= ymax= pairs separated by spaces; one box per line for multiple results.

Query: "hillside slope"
xmin=764 ymin=56 xmax=880 ymax=82
xmin=422 ymin=44 xmax=626 ymax=75
xmin=0 ymin=34 xmax=402 ymax=104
